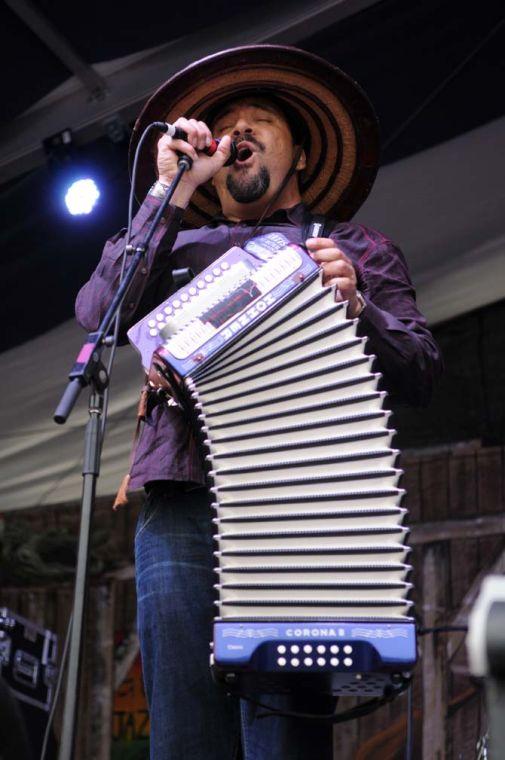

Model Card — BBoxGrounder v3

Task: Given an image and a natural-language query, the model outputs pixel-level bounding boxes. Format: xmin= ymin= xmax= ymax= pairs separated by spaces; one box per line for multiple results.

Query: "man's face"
xmin=210 ymin=97 xmax=304 ymax=206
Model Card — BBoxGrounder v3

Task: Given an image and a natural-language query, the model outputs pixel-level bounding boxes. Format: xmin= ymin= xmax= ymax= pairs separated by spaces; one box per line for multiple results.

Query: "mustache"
xmin=235 ymin=134 xmax=265 ymax=152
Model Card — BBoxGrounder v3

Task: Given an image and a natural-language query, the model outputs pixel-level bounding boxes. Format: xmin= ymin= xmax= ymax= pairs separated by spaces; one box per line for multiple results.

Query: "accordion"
xmin=128 ymin=235 xmax=416 ymax=697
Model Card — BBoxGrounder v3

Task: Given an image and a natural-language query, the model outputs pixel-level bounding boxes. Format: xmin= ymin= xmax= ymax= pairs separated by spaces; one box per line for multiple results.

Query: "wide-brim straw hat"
xmin=130 ymin=45 xmax=380 ymax=227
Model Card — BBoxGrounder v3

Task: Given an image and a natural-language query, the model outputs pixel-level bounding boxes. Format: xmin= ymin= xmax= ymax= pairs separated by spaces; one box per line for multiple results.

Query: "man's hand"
xmin=156 ymin=117 xmax=232 ymax=208
xmin=306 ymin=237 xmax=363 ymax=318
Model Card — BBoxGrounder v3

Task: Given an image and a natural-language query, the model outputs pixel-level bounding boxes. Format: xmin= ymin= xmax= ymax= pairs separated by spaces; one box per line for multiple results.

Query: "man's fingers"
xmin=173 ymin=117 xmax=211 ymax=150
xmin=306 ymin=239 xmax=350 ymax=264
xmin=305 ymin=237 xmax=336 ymax=250
xmin=159 ymin=135 xmax=198 ymax=162
xmin=321 ymin=259 xmax=355 ymax=279
xmin=313 ymin=249 xmax=350 ymax=264
xmin=214 ymin=135 xmax=232 ymax=162
xmin=325 ymin=276 xmax=356 ymax=302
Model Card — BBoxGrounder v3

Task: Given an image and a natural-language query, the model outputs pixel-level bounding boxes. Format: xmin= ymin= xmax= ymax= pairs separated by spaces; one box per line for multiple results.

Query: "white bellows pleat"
xmin=184 ymin=275 xmax=411 ymax=621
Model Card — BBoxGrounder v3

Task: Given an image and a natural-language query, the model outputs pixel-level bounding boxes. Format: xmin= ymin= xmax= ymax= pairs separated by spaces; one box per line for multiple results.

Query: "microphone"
xmin=153 ymin=122 xmax=252 ymax=165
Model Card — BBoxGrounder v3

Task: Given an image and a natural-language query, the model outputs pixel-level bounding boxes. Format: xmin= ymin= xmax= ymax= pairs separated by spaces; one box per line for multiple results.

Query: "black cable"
xmin=40 ymin=613 xmax=73 ymax=760
xmin=405 ymin=677 xmax=414 ymax=760
xmin=418 ymin=625 xmax=468 ymax=635
xmin=100 ymin=123 xmax=159 ymax=441
xmin=234 ymin=676 xmax=409 ymax=724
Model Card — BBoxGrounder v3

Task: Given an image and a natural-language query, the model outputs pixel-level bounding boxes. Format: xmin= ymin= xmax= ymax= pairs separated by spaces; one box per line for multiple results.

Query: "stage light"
xmin=64 ymin=178 xmax=100 ymax=215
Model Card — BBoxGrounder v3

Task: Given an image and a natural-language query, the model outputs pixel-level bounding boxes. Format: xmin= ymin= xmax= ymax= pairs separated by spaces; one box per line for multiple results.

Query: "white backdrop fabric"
xmin=1 ymin=116 xmax=504 ymax=511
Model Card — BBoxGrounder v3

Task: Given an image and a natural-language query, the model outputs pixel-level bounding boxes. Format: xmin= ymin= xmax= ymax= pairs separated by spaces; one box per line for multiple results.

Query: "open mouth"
xmin=236 ymin=141 xmax=255 ymax=163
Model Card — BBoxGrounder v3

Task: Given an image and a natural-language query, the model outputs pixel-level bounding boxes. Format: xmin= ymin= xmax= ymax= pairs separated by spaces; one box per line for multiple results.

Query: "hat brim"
xmin=130 ymin=45 xmax=380 ymax=227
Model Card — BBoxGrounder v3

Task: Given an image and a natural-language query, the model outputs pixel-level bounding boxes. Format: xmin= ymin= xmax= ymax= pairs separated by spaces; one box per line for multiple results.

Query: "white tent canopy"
xmin=358 ymin=116 xmax=505 ymax=325
xmin=1 ymin=116 xmax=504 ymax=512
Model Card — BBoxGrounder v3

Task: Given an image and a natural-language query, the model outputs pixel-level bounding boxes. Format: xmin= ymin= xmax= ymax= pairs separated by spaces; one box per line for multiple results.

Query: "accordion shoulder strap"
xmin=302 ymin=213 xmax=329 ymax=242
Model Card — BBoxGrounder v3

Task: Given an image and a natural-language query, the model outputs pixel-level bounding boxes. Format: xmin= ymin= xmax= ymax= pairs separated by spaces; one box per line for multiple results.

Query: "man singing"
xmin=76 ymin=46 xmax=441 ymax=760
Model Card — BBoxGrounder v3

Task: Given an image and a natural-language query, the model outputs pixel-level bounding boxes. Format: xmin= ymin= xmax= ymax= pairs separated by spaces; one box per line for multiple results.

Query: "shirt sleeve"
xmin=355 ymin=241 xmax=443 ymax=407
xmin=75 ymin=195 xmax=184 ymax=341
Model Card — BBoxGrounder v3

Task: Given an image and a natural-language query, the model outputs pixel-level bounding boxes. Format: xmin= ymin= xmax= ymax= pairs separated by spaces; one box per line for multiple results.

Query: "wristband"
xmin=149 ymin=180 xmax=170 ymax=199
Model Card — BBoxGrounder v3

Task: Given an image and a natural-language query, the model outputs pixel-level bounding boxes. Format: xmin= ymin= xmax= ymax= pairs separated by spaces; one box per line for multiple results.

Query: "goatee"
xmin=226 ymin=166 xmax=270 ymax=204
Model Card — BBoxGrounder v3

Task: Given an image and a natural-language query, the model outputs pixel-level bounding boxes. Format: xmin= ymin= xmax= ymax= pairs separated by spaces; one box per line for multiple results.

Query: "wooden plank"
xmin=450 ymin=539 xmax=480 ymax=612
xmin=356 ymin=700 xmax=391 ymax=754
xmin=476 ymin=447 xmax=504 ymax=515
xmin=448 ymin=453 xmax=477 ymax=518
xmin=448 ymin=691 xmax=480 ymax=759
xmin=400 ymin=454 xmax=422 ymax=523
xmin=478 ymin=535 xmax=505 ymax=566
xmin=420 ymin=456 xmax=449 ymax=522
xmin=411 ymin=515 xmax=505 ymax=545
xmin=421 ymin=543 xmax=449 ymax=759
xmin=333 ymin=698 xmax=358 ymax=758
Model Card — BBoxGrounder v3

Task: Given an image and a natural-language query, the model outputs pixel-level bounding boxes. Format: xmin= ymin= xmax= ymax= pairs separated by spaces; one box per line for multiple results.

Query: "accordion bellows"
xmin=181 ymin=272 xmax=412 ymax=622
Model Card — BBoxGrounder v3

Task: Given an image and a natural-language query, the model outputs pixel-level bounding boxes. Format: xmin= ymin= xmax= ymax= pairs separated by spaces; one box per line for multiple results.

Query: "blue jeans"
xmin=135 ymin=484 xmax=334 ymax=760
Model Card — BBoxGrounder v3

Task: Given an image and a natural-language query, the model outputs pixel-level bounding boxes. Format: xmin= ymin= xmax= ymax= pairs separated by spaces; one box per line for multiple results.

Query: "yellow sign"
xmin=113 ymin=654 xmax=150 ymax=741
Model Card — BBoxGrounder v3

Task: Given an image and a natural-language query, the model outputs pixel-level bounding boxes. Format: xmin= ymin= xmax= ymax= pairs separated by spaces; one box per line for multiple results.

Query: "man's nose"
xmin=232 ymin=119 xmax=253 ymax=136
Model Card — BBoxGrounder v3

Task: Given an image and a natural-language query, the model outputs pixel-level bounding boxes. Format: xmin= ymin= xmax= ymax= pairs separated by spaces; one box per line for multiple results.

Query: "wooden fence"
xmin=1 ymin=441 xmax=504 ymax=759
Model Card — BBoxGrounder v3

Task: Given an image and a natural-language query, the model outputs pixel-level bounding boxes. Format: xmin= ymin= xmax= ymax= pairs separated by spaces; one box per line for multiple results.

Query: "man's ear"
xmin=296 ymin=148 xmax=307 ymax=172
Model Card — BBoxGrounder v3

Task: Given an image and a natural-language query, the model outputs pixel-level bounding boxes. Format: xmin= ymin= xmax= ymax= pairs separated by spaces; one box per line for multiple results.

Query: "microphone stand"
xmin=54 ymin=154 xmax=192 ymax=760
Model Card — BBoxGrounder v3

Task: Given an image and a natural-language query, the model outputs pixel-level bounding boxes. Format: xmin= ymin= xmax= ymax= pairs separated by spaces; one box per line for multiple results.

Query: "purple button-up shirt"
xmin=76 ymin=198 xmax=442 ymax=490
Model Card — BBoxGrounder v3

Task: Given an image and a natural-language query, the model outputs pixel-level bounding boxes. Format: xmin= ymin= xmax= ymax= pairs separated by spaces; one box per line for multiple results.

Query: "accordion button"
xmin=277 ymin=658 xmax=286 ymax=667
xmin=277 ymin=645 xmax=286 ymax=654
xmin=317 ymin=645 xmax=326 ymax=654
xmin=303 ymin=644 xmax=312 ymax=654
xmin=317 ymin=658 xmax=326 ymax=667
xmin=344 ymin=658 xmax=353 ymax=667
xmin=290 ymin=645 xmax=299 ymax=654
xmin=330 ymin=645 xmax=339 ymax=654
xmin=330 ymin=658 xmax=339 ymax=667
xmin=304 ymin=658 xmax=313 ymax=667
xmin=291 ymin=658 xmax=300 ymax=667
xmin=343 ymin=645 xmax=353 ymax=655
